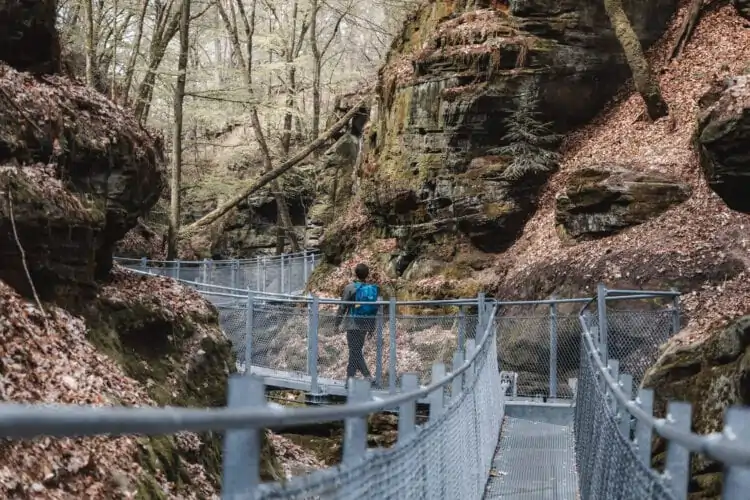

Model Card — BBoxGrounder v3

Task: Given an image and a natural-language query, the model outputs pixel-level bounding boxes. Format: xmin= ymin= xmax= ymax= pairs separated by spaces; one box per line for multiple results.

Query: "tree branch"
xmin=180 ymin=97 xmax=367 ymax=236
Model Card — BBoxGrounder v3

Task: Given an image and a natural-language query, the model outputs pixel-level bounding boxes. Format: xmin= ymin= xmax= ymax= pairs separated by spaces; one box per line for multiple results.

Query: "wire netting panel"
xmin=574 ymin=331 xmax=676 ymax=500
xmin=217 ymin=304 xmax=249 ymax=364
xmin=391 ymin=315 xmax=463 ymax=385
xmin=496 ymin=314 xmax=581 ymax=399
xmin=606 ymin=309 xmax=673 ymax=389
xmin=250 ymin=303 xmax=310 ymax=375
xmin=256 ymin=327 xmax=505 ymax=500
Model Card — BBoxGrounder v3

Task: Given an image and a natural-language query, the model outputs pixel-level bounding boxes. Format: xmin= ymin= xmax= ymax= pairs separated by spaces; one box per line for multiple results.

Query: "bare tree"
xmin=309 ymin=0 xmax=351 ymax=142
xmin=167 ymin=0 xmax=192 ymax=260
xmin=84 ymin=0 xmax=95 ymax=86
xmin=603 ymin=0 xmax=668 ymax=120
xmin=217 ymin=0 xmax=301 ymax=253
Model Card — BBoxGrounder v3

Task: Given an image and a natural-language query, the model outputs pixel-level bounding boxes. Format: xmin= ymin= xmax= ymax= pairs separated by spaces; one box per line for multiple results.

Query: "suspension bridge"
xmin=1 ymin=250 xmax=749 ymax=499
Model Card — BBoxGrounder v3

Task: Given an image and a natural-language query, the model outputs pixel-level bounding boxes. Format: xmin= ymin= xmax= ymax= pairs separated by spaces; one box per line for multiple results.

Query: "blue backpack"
xmin=351 ymin=282 xmax=379 ymax=316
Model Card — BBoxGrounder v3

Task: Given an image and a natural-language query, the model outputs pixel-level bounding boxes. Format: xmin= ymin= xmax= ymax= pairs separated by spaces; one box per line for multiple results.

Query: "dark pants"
xmin=346 ymin=330 xmax=371 ymax=379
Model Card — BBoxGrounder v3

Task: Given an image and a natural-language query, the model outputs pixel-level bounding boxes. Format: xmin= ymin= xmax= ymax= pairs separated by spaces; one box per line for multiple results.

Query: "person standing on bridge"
xmin=335 ymin=263 xmax=379 ymax=388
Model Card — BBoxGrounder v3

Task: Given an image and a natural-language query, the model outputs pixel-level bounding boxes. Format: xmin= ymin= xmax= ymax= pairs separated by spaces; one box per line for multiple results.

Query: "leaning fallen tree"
xmin=179 ymin=97 xmax=369 ymax=238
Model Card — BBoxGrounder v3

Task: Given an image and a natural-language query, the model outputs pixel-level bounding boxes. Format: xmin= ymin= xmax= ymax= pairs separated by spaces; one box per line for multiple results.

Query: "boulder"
xmin=555 ymin=167 xmax=691 ymax=240
xmin=0 ymin=64 xmax=164 ymax=299
xmin=0 ymin=0 xmax=60 ymax=74
xmin=360 ymin=0 xmax=678 ymax=257
xmin=642 ymin=317 xmax=750 ymax=497
xmin=696 ymin=75 xmax=750 ymax=213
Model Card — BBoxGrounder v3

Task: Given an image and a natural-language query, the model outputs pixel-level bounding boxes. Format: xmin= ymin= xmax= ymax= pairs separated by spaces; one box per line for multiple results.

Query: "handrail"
xmin=578 ymin=289 xmax=750 ymax=466
xmin=114 ymin=250 xmax=320 ymax=266
xmin=0 ymin=305 xmax=499 ymax=440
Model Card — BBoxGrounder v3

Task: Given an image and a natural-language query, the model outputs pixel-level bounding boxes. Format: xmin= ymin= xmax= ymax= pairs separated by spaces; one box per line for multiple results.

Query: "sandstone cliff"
xmin=314 ymin=1 xmax=750 ymax=496
xmin=0 ymin=4 xmax=298 ymax=496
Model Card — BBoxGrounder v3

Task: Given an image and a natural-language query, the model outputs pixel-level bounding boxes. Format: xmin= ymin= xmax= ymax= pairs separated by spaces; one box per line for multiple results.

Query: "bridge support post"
xmin=308 ymin=295 xmax=320 ymax=395
xmin=597 ymin=283 xmax=609 ymax=364
xmin=388 ymin=297 xmax=397 ymax=394
xmin=549 ymin=298 xmax=558 ymax=399
xmin=221 ymin=374 xmax=263 ymax=497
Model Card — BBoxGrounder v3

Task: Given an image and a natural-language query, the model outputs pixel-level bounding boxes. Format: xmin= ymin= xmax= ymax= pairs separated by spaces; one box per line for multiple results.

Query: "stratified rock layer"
xmin=696 ymin=74 xmax=750 ymax=213
xmin=0 ymin=63 xmax=164 ymax=299
xmin=354 ymin=0 xmax=678 ymax=270
xmin=555 ymin=166 xmax=691 ymax=240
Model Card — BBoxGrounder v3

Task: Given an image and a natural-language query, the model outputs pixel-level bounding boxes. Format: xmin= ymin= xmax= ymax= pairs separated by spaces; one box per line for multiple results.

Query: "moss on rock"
xmin=74 ymin=271 xmax=281 ymax=497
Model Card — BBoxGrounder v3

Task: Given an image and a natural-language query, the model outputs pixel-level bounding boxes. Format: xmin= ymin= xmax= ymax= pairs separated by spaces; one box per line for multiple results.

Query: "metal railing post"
xmin=140 ymin=257 xmax=148 ymax=273
xmin=231 ymin=259 xmax=238 ymax=290
xmin=262 ymin=256 xmax=267 ymax=293
xmin=477 ymin=292 xmax=485 ymax=336
xmin=308 ymin=295 xmax=320 ymax=394
xmin=343 ymin=379 xmax=371 ymax=466
xmin=597 ymin=283 xmax=609 ymax=363
xmin=255 ymin=257 xmax=261 ymax=291
xmin=722 ymin=407 xmax=750 ymax=497
xmin=397 ymin=373 xmax=419 ymax=443
xmin=664 ymin=401 xmax=691 ymax=498
xmin=458 ymin=306 xmax=466 ymax=353
xmin=375 ymin=298 xmax=384 ymax=388
xmin=388 ymin=297 xmax=397 ymax=394
xmin=245 ymin=290 xmax=254 ymax=372
xmin=174 ymin=259 xmax=181 ymax=281
xmin=671 ymin=289 xmax=681 ymax=335
xmin=280 ymin=254 xmax=286 ymax=294
xmin=303 ymin=249 xmax=309 ymax=284
xmin=221 ymin=374 xmax=263 ymax=497
xmin=549 ymin=297 xmax=558 ymax=399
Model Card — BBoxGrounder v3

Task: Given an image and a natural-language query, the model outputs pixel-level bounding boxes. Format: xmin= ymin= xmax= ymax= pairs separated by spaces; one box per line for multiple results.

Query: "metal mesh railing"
xmin=574 ymin=286 xmax=750 ymax=500
xmin=0 ymin=298 xmax=507 ymax=500
xmin=115 ymin=250 xmax=319 ymax=296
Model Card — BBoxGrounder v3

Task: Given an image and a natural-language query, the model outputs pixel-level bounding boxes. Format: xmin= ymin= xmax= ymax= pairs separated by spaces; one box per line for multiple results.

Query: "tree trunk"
xmin=84 ymin=0 xmax=95 ymax=86
xmin=179 ymin=99 xmax=368 ymax=237
xmin=122 ymin=0 xmax=149 ymax=105
xmin=167 ymin=0 xmax=191 ymax=260
xmin=603 ymin=0 xmax=668 ymax=120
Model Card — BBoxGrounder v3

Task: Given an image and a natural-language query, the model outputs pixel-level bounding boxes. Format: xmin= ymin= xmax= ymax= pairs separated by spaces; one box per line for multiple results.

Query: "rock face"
xmin=0 ymin=0 xmax=60 ymax=74
xmin=555 ymin=167 xmax=691 ymax=240
xmin=353 ymin=0 xmax=678 ymax=269
xmin=642 ymin=318 xmax=750 ymax=497
xmin=0 ymin=64 xmax=164 ymax=300
xmin=696 ymin=75 xmax=750 ymax=213
xmin=307 ymin=134 xmax=361 ymax=247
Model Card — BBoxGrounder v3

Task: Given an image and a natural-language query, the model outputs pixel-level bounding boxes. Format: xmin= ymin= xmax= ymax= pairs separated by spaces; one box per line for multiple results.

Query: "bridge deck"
xmin=247 ymin=365 xmax=431 ymax=403
xmin=484 ymin=417 xmax=579 ymax=499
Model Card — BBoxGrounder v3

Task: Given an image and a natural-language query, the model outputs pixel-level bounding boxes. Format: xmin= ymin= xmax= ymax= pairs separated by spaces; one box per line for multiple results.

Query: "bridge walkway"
xmin=484 ymin=416 xmax=578 ymax=499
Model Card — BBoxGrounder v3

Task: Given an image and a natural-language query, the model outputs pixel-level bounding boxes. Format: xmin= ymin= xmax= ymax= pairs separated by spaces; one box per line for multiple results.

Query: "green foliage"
xmin=490 ymin=82 xmax=562 ymax=181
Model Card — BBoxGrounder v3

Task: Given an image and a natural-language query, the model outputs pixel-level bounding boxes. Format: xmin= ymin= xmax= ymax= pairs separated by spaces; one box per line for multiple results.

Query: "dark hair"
xmin=354 ymin=263 xmax=369 ymax=281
